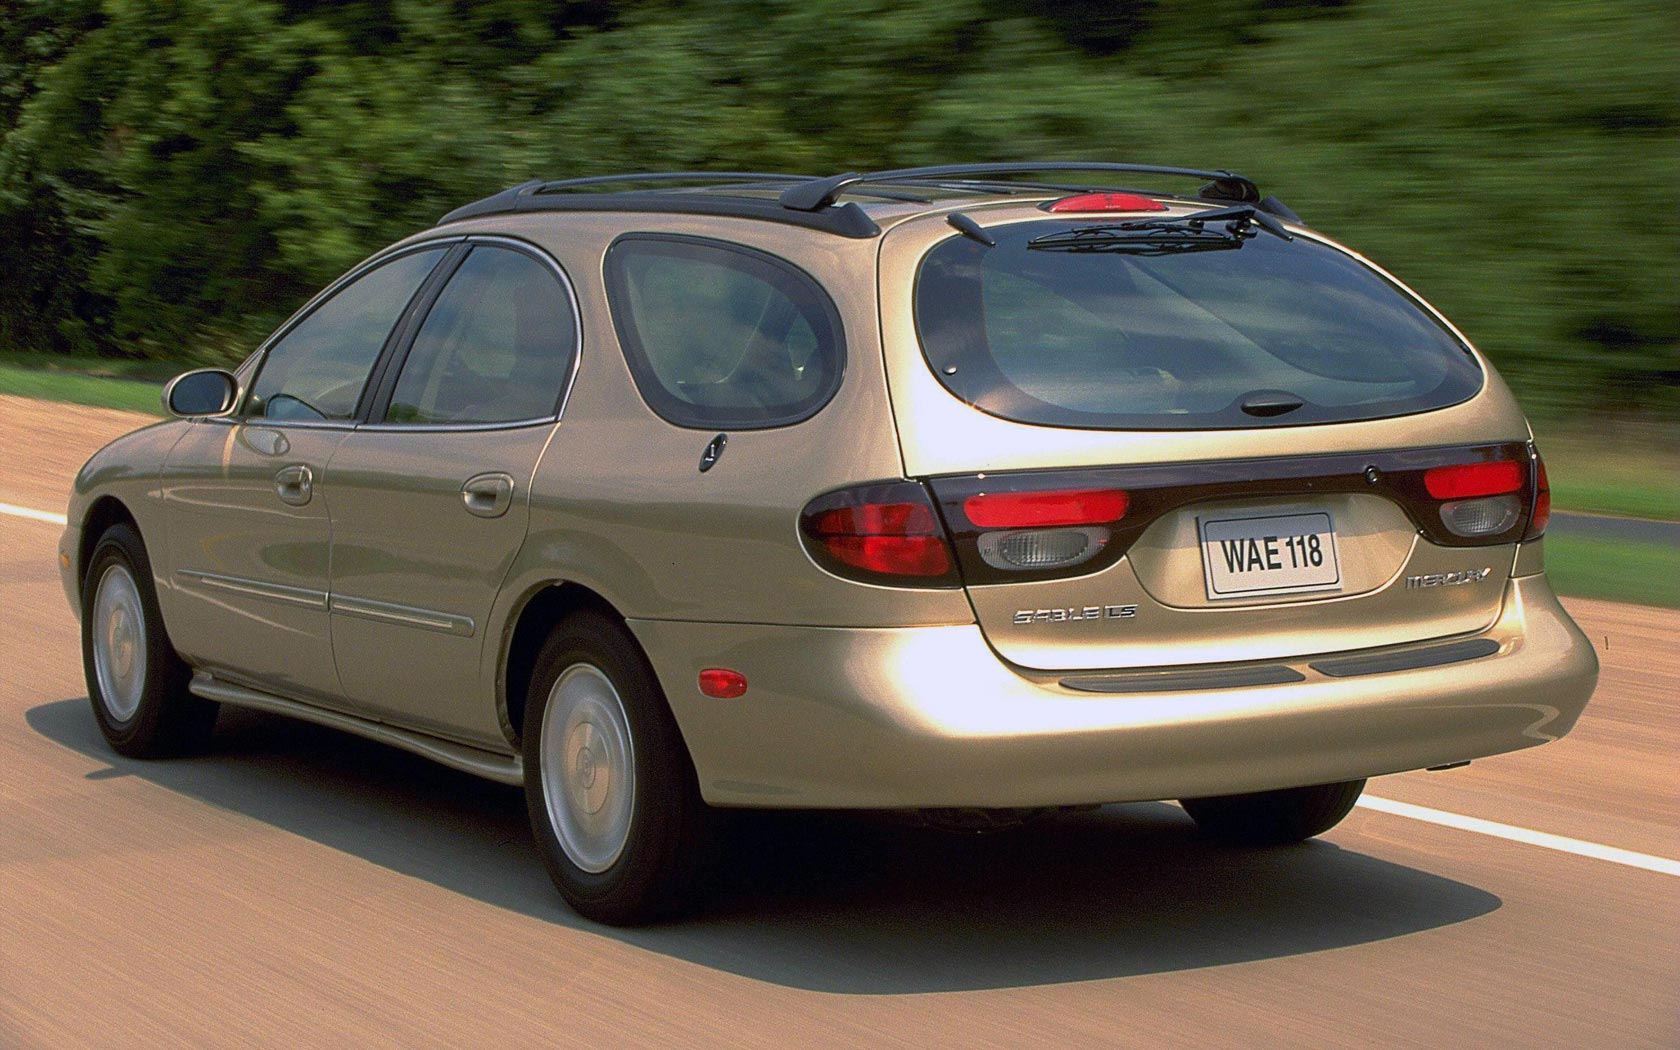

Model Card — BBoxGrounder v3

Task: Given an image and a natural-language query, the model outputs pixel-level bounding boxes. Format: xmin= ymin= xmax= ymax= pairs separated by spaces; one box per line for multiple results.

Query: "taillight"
xmin=1423 ymin=460 xmax=1524 ymax=499
xmin=1045 ymin=192 xmax=1168 ymax=214
xmin=1524 ymin=453 xmax=1551 ymax=539
xmin=1423 ymin=459 xmax=1526 ymax=540
xmin=963 ymin=488 xmax=1129 ymax=528
xmin=961 ymin=487 xmax=1129 ymax=574
xmin=799 ymin=481 xmax=959 ymax=586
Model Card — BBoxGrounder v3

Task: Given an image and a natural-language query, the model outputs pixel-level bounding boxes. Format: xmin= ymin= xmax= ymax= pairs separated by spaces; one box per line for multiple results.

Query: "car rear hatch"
xmin=875 ymin=199 xmax=1545 ymax=672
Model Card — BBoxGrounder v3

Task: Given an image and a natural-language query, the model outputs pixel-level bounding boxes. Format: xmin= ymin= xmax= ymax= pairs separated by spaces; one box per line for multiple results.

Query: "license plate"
xmin=1199 ymin=512 xmax=1342 ymax=600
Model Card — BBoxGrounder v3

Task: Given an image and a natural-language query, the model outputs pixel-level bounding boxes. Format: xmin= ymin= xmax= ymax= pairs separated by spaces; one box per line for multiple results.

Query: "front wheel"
xmin=1180 ymin=779 xmax=1365 ymax=846
xmin=522 ymin=611 xmax=710 ymax=925
xmin=81 ymin=523 xmax=218 ymax=757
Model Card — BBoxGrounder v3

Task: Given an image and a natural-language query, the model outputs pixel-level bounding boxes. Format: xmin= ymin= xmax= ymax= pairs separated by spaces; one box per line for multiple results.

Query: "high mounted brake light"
xmin=1045 ymin=192 xmax=1167 ymax=214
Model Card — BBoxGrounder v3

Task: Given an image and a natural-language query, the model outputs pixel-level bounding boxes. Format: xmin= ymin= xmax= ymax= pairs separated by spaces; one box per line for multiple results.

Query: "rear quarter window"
xmin=914 ymin=221 xmax=1484 ymax=430
xmin=604 ymin=235 xmax=844 ymax=429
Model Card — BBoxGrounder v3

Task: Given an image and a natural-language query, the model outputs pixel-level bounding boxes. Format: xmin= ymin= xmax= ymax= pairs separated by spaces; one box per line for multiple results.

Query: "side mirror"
xmin=163 ymin=368 xmax=239 ymax=418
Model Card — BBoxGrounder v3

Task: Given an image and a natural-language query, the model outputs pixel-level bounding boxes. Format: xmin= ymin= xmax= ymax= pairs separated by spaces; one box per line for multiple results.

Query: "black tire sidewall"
xmin=522 ymin=611 xmax=703 ymax=924
xmin=81 ymin=524 xmax=195 ymax=756
xmin=1180 ymin=778 xmax=1366 ymax=845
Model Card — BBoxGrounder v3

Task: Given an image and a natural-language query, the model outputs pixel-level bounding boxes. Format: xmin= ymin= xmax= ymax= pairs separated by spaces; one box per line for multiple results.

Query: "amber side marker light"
xmin=698 ymin=668 xmax=748 ymax=699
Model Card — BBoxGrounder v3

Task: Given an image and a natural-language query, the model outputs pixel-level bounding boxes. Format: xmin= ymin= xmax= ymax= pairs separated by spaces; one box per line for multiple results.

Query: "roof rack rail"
xmin=779 ymin=163 xmax=1261 ymax=211
xmin=436 ymin=163 xmax=1269 ymax=239
xmin=438 ymin=173 xmax=882 ymax=237
xmin=533 ymin=171 xmax=814 ymax=193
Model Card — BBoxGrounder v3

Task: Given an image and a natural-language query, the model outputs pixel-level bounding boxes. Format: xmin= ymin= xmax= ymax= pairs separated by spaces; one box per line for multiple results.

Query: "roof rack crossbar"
xmin=534 ymin=171 xmax=815 ymax=194
xmin=779 ymin=163 xmax=1261 ymax=211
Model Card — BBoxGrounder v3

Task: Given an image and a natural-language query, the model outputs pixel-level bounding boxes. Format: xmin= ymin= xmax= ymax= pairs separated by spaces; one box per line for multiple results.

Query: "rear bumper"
xmin=630 ymin=573 xmax=1597 ymax=808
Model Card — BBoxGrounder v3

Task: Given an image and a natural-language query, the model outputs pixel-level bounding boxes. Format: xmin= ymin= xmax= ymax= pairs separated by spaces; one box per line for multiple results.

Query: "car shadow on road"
xmin=29 ymin=698 xmax=1501 ymax=994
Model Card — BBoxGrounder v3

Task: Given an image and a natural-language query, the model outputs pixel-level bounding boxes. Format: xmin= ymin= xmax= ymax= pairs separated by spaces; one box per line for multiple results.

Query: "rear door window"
xmin=915 ymin=222 xmax=1483 ymax=430
xmin=248 ymin=247 xmax=445 ymax=421
xmin=384 ymin=245 xmax=578 ymax=425
xmin=603 ymin=235 xmax=844 ymax=429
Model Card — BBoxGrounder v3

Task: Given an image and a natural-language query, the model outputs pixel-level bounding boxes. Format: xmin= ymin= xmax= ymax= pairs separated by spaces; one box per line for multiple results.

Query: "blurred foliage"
xmin=1 ymin=0 xmax=1675 ymax=419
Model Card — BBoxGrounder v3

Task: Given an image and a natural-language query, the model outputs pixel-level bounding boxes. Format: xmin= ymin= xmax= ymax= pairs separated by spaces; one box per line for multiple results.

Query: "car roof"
xmin=434 ymin=163 xmax=1284 ymax=241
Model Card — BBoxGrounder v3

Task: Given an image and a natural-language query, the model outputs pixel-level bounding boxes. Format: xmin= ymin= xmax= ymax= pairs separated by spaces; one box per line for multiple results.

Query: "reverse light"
xmin=1046 ymin=192 xmax=1168 ymax=214
xmin=1439 ymin=495 xmax=1522 ymax=538
xmin=799 ymin=482 xmax=959 ymax=585
xmin=977 ymin=526 xmax=1109 ymax=571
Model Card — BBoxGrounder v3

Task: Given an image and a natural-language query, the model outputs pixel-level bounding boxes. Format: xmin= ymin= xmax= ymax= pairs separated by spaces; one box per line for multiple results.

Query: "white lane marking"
xmin=0 ymin=501 xmax=67 ymax=526
xmin=1359 ymin=795 xmax=1680 ymax=877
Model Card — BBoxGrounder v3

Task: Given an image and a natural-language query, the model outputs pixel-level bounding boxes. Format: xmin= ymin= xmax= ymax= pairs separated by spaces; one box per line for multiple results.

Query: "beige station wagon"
xmin=60 ymin=163 xmax=1599 ymax=923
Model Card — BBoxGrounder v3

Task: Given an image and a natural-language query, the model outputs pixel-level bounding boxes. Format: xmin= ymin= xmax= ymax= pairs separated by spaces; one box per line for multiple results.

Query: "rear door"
xmin=878 ymin=207 xmax=1538 ymax=670
xmin=323 ymin=239 xmax=578 ymax=744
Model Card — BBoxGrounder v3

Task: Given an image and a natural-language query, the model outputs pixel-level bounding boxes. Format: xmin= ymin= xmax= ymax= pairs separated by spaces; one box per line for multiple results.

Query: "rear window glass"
xmin=604 ymin=235 xmax=844 ymax=429
xmin=914 ymin=221 xmax=1483 ymax=430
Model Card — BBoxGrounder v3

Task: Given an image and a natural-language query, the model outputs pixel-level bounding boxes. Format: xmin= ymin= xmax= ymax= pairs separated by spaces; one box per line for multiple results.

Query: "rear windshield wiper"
xmin=1028 ymin=203 xmax=1294 ymax=254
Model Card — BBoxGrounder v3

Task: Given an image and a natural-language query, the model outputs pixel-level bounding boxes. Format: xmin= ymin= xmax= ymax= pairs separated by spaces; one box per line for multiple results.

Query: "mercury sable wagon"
xmin=61 ymin=163 xmax=1598 ymax=924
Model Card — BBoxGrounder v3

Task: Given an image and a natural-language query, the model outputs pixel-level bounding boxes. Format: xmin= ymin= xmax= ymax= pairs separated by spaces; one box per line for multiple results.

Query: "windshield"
xmin=914 ymin=219 xmax=1484 ymax=430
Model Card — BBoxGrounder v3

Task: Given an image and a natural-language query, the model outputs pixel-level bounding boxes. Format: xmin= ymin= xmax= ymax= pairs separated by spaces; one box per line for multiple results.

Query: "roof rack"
xmin=437 ymin=162 xmax=1266 ymax=238
xmin=779 ymin=163 xmax=1260 ymax=211
xmin=437 ymin=174 xmax=881 ymax=237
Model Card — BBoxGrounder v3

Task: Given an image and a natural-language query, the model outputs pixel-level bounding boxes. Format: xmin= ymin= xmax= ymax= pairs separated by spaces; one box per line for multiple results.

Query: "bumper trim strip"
xmin=1310 ymin=637 xmax=1501 ymax=678
xmin=1062 ymin=664 xmax=1305 ymax=694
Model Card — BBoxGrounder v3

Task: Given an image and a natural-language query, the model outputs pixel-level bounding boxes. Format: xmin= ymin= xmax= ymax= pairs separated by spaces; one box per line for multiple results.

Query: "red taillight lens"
xmin=800 ymin=482 xmax=958 ymax=584
xmin=1423 ymin=460 xmax=1524 ymax=500
xmin=964 ymin=488 xmax=1130 ymax=528
xmin=1525 ymin=455 xmax=1550 ymax=539
xmin=1046 ymin=192 xmax=1168 ymax=214
xmin=810 ymin=501 xmax=939 ymax=538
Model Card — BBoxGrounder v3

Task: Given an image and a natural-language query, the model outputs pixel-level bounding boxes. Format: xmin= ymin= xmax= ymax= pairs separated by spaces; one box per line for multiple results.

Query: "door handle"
xmin=461 ymin=473 xmax=515 ymax=518
xmin=274 ymin=464 xmax=313 ymax=506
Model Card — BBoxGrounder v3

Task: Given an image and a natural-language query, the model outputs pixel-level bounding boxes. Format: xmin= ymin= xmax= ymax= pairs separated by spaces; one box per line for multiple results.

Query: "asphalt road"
xmin=2 ymin=395 xmax=1675 ymax=1049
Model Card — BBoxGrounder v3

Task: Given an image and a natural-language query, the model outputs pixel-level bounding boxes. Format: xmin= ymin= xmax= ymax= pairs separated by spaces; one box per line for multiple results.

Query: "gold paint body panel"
xmin=60 ymin=191 xmax=1597 ymax=807
xmin=632 ymin=574 xmax=1595 ymax=808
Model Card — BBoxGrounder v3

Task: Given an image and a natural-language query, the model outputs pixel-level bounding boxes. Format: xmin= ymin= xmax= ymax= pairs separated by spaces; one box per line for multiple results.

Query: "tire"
xmin=1180 ymin=779 xmax=1365 ymax=846
xmin=522 ymin=610 xmax=710 ymax=925
xmin=81 ymin=523 xmax=218 ymax=757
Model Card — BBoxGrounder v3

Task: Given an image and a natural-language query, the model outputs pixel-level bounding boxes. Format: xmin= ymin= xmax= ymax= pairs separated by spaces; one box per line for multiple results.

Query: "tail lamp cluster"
xmin=1423 ymin=452 xmax=1549 ymax=541
xmin=798 ymin=481 xmax=1133 ymax=587
xmin=797 ymin=444 xmax=1550 ymax=589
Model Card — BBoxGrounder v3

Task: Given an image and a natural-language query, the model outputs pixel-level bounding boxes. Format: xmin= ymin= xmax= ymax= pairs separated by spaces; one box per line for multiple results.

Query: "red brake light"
xmin=1525 ymin=456 xmax=1551 ymax=539
xmin=800 ymin=483 xmax=957 ymax=583
xmin=1046 ymin=192 xmax=1167 ymax=214
xmin=1423 ymin=460 xmax=1524 ymax=500
xmin=964 ymin=488 xmax=1130 ymax=529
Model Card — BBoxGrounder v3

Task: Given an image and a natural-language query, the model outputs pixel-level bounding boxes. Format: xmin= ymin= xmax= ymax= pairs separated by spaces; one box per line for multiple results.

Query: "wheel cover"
xmin=539 ymin=663 xmax=636 ymax=874
xmin=92 ymin=563 xmax=147 ymax=723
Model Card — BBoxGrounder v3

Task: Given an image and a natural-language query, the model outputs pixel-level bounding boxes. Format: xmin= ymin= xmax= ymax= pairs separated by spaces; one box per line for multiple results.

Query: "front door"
xmin=325 ymin=240 xmax=579 ymax=744
xmin=160 ymin=245 xmax=449 ymax=704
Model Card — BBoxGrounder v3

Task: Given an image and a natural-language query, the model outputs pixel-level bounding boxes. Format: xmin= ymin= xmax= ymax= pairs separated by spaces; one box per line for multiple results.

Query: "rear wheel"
xmin=1180 ymin=779 xmax=1365 ymax=845
xmin=81 ymin=524 xmax=217 ymax=757
xmin=522 ymin=611 xmax=710 ymax=925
